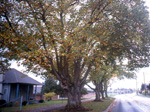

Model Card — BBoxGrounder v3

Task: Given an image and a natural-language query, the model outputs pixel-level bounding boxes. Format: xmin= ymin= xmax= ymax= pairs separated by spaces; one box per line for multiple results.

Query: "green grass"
xmin=108 ymin=94 xmax=116 ymax=97
xmin=0 ymin=99 xmax=67 ymax=112
xmin=52 ymin=98 xmax=114 ymax=112
xmin=0 ymin=98 xmax=114 ymax=112
xmin=0 ymin=98 xmax=93 ymax=112
xmin=82 ymin=98 xmax=114 ymax=112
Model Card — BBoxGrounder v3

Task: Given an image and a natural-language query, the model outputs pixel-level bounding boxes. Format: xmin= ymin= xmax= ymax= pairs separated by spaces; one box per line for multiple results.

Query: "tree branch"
xmin=86 ymin=84 xmax=95 ymax=91
xmin=80 ymin=65 xmax=91 ymax=85
xmin=70 ymin=0 xmax=79 ymax=7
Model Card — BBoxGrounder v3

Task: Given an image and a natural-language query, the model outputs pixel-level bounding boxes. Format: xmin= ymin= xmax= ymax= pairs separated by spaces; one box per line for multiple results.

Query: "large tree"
xmin=1 ymin=0 xmax=150 ymax=110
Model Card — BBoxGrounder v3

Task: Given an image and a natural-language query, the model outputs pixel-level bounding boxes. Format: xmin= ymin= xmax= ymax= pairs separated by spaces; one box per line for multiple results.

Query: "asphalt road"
xmin=106 ymin=93 xmax=150 ymax=112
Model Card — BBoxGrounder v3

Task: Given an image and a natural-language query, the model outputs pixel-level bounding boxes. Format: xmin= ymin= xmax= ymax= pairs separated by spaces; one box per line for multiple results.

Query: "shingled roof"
xmin=3 ymin=68 xmax=42 ymax=85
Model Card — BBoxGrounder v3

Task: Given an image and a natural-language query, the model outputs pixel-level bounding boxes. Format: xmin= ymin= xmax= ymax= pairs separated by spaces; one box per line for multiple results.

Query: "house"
xmin=0 ymin=68 xmax=42 ymax=103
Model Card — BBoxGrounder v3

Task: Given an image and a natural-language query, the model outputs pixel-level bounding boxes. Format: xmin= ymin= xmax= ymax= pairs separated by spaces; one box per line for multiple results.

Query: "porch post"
xmin=9 ymin=84 xmax=11 ymax=102
xmin=41 ymin=86 xmax=43 ymax=100
xmin=26 ymin=85 xmax=30 ymax=101
xmin=16 ymin=84 xmax=19 ymax=100
xmin=34 ymin=85 xmax=37 ymax=100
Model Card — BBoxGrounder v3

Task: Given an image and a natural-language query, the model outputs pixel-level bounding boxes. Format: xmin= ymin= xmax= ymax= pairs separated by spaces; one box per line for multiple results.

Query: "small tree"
xmin=44 ymin=92 xmax=55 ymax=101
xmin=42 ymin=76 xmax=64 ymax=95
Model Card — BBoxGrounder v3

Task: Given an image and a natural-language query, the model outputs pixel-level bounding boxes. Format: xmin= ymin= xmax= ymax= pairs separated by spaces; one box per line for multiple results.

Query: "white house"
xmin=0 ymin=68 xmax=42 ymax=103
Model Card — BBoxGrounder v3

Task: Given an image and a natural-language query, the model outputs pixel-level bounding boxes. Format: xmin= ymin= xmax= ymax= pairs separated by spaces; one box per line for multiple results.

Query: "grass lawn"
xmin=52 ymin=98 xmax=114 ymax=112
xmin=108 ymin=94 xmax=116 ymax=97
xmin=83 ymin=98 xmax=114 ymax=112
xmin=0 ymin=98 xmax=114 ymax=112
xmin=0 ymin=99 xmax=67 ymax=112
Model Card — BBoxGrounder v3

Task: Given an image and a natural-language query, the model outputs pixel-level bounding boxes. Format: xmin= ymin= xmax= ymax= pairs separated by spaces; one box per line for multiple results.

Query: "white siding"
xmin=2 ymin=84 xmax=11 ymax=102
xmin=0 ymin=74 xmax=4 ymax=99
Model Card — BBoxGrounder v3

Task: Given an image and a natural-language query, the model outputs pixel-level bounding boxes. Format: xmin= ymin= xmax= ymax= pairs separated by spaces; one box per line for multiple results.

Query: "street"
xmin=106 ymin=93 xmax=150 ymax=112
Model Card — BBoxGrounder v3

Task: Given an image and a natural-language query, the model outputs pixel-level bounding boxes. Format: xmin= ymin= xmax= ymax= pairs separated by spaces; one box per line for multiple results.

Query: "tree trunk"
xmin=95 ymin=90 xmax=102 ymax=101
xmin=66 ymin=92 xmax=80 ymax=108
xmin=52 ymin=56 xmax=91 ymax=111
xmin=100 ymin=90 xmax=105 ymax=99
xmin=104 ymin=82 xmax=108 ymax=98
xmin=94 ymin=84 xmax=102 ymax=101
xmin=104 ymin=89 xmax=108 ymax=98
xmin=100 ymin=82 xmax=105 ymax=99
xmin=65 ymin=86 xmax=82 ymax=110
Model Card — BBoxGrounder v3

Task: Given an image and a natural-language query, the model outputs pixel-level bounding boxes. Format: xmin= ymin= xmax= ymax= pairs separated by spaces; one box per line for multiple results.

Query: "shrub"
xmin=44 ymin=92 xmax=55 ymax=101
xmin=29 ymin=98 xmax=33 ymax=100
xmin=0 ymin=100 xmax=6 ymax=107
xmin=7 ymin=102 xmax=13 ymax=107
xmin=14 ymin=101 xmax=19 ymax=107
xmin=39 ymin=100 xmax=44 ymax=103
xmin=22 ymin=101 xmax=27 ymax=106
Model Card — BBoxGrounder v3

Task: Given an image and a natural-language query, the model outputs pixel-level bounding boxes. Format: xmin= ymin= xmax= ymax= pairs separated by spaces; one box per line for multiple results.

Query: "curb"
xmin=104 ymin=99 xmax=117 ymax=112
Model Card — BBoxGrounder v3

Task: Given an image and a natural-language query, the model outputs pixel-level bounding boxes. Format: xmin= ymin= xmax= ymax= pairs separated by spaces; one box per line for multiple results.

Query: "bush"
xmin=29 ymin=98 xmax=33 ymax=100
xmin=44 ymin=92 xmax=55 ymax=101
xmin=0 ymin=100 xmax=6 ymax=107
xmin=7 ymin=102 xmax=13 ymax=107
xmin=14 ymin=101 xmax=19 ymax=107
xmin=39 ymin=100 xmax=44 ymax=103
xmin=81 ymin=88 xmax=88 ymax=95
xmin=22 ymin=101 xmax=27 ymax=106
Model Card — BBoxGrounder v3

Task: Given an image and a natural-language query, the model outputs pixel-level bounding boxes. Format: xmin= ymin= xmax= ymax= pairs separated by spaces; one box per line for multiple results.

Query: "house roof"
xmin=3 ymin=68 xmax=42 ymax=85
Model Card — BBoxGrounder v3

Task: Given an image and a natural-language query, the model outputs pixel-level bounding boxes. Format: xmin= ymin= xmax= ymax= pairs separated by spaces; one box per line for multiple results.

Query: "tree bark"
xmin=100 ymin=82 xmax=105 ymax=99
xmin=104 ymin=82 xmax=108 ymax=98
xmin=94 ymin=83 xmax=102 ymax=101
xmin=104 ymin=89 xmax=108 ymax=98
xmin=65 ymin=85 xmax=82 ymax=110
xmin=95 ymin=89 xmax=102 ymax=101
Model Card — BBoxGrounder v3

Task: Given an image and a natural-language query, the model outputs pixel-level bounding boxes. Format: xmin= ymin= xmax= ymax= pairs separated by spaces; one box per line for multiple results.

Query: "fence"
xmin=0 ymin=96 xmax=23 ymax=112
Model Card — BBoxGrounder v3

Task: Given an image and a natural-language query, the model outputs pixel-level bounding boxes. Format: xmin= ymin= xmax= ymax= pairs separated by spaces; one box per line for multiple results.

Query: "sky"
xmin=145 ymin=0 xmax=150 ymax=12
xmin=10 ymin=0 xmax=150 ymax=90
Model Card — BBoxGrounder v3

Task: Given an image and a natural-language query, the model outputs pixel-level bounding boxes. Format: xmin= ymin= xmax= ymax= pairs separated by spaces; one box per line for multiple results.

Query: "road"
xmin=106 ymin=93 xmax=150 ymax=112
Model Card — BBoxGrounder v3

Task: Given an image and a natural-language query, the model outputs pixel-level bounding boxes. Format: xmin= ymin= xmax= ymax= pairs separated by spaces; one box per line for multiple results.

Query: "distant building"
xmin=0 ymin=68 xmax=42 ymax=103
xmin=113 ymin=88 xmax=134 ymax=94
